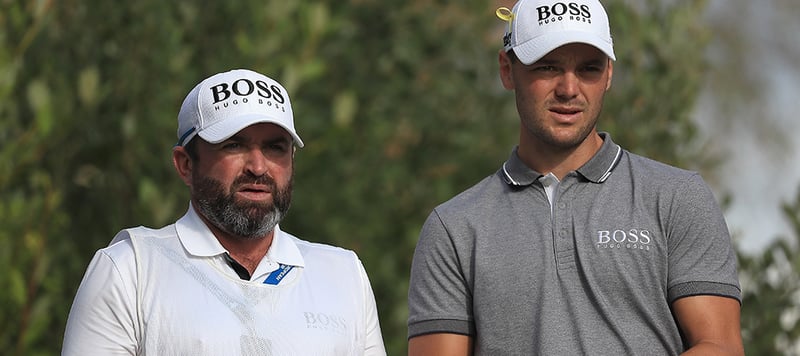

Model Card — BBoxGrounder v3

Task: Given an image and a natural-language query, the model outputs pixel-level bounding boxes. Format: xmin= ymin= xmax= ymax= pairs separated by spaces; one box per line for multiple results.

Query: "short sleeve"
xmin=407 ymin=210 xmax=474 ymax=339
xmin=357 ymin=256 xmax=387 ymax=356
xmin=666 ymin=174 xmax=741 ymax=303
xmin=62 ymin=238 xmax=139 ymax=355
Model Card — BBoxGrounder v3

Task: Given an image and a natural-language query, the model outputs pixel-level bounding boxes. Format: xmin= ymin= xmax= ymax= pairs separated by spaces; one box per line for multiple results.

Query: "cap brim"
xmin=197 ymin=113 xmax=305 ymax=148
xmin=513 ymin=31 xmax=616 ymax=65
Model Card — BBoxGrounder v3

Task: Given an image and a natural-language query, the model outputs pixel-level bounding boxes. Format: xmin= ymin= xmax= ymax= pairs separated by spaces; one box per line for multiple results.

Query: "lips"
xmin=550 ymin=106 xmax=582 ymax=115
xmin=234 ymin=182 xmax=274 ymax=201
xmin=548 ymin=106 xmax=584 ymax=124
xmin=238 ymin=184 xmax=271 ymax=193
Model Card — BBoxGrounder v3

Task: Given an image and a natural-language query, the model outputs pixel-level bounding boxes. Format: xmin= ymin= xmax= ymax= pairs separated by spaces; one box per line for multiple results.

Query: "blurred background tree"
xmin=1 ymin=0 xmax=797 ymax=355
xmin=738 ymin=187 xmax=800 ymax=355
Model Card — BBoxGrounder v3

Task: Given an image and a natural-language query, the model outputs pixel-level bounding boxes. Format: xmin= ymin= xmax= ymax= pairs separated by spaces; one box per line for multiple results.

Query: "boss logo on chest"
xmin=596 ymin=229 xmax=652 ymax=251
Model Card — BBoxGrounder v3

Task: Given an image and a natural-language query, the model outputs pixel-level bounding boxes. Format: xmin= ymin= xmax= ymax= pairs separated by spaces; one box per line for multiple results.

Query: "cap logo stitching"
xmin=537 ymin=3 xmax=592 ymax=25
xmin=209 ymin=78 xmax=286 ymax=105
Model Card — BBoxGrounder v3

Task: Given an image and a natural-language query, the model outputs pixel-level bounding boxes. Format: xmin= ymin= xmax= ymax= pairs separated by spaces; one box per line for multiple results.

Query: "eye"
xmin=580 ymin=64 xmax=603 ymax=72
xmin=534 ymin=65 xmax=558 ymax=72
xmin=222 ymin=142 xmax=243 ymax=150
xmin=269 ymin=144 xmax=288 ymax=152
xmin=577 ymin=63 xmax=606 ymax=81
xmin=217 ymin=141 xmax=249 ymax=153
xmin=264 ymin=140 xmax=291 ymax=155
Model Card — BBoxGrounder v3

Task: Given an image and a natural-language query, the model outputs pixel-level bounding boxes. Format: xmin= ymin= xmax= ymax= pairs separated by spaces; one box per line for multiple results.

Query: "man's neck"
xmin=216 ymin=232 xmax=274 ymax=275
xmin=518 ymin=131 xmax=603 ymax=180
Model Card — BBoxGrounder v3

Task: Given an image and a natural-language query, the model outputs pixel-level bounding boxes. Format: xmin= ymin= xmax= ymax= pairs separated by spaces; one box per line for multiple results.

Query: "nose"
xmin=244 ymin=148 xmax=270 ymax=177
xmin=554 ymin=71 xmax=579 ymax=100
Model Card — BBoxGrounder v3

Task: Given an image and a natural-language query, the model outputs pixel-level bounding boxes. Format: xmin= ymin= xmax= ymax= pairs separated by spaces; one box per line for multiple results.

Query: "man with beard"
xmin=407 ymin=0 xmax=743 ymax=355
xmin=62 ymin=69 xmax=386 ymax=355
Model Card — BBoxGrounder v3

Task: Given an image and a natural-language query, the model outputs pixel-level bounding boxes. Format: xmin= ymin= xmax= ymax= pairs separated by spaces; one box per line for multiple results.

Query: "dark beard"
xmin=191 ymin=172 xmax=292 ymax=239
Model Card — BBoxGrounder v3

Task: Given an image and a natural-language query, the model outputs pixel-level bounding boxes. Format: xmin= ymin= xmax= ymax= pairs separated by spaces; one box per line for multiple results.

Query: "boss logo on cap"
xmin=209 ymin=78 xmax=286 ymax=105
xmin=537 ymin=2 xmax=592 ymax=24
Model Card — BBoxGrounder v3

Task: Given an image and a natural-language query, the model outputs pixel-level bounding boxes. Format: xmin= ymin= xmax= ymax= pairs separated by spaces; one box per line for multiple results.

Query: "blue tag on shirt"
xmin=263 ymin=264 xmax=294 ymax=285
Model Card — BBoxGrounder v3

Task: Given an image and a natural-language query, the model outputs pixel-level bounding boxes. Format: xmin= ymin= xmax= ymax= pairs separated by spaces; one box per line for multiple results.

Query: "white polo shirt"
xmin=63 ymin=205 xmax=386 ymax=355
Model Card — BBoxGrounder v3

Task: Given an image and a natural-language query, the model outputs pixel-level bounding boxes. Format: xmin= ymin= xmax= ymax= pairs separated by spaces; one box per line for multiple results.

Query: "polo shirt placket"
xmin=552 ymin=175 xmax=577 ymax=270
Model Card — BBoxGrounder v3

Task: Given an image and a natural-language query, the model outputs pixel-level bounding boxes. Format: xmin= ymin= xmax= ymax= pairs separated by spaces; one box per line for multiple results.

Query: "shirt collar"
xmin=266 ymin=226 xmax=305 ymax=267
xmin=577 ymin=132 xmax=623 ymax=183
xmin=502 ymin=132 xmax=623 ymax=186
xmin=501 ymin=146 xmax=542 ymax=186
xmin=175 ymin=204 xmax=305 ymax=267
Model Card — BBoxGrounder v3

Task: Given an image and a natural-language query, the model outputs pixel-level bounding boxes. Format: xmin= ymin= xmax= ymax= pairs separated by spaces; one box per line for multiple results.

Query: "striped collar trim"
xmin=501 ymin=132 xmax=623 ymax=186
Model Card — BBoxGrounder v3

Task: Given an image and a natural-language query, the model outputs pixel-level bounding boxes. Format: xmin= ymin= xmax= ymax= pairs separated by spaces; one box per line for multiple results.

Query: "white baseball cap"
xmin=176 ymin=69 xmax=304 ymax=148
xmin=498 ymin=0 xmax=616 ymax=65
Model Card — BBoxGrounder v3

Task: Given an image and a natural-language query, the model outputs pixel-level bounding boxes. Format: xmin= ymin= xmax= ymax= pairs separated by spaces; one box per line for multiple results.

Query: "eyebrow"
xmin=266 ymin=136 xmax=292 ymax=146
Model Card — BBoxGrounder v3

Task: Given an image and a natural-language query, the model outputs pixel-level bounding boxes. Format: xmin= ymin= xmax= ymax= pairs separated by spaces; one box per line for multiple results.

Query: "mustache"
xmin=546 ymin=99 xmax=586 ymax=108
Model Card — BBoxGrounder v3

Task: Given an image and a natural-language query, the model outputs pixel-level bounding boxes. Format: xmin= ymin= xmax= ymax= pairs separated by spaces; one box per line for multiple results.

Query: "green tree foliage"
xmin=1 ymin=0 xmax=789 ymax=355
xmin=602 ymin=0 xmax=713 ymax=171
xmin=1 ymin=3 xmax=73 ymax=355
xmin=738 ymin=187 xmax=800 ymax=355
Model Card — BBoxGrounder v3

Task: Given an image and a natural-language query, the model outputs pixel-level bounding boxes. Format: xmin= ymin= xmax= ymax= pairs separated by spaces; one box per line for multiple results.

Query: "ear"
xmin=605 ymin=59 xmax=613 ymax=91
xmin=498 ymin=50 xmax=515 ymax=90
xmin=173 ymin=146 xmax=193 ymax=187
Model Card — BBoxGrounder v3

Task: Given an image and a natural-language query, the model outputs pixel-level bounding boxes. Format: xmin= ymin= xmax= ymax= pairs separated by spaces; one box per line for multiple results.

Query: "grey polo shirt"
xmin=407 ymin=133 xmax=740 ymax=355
